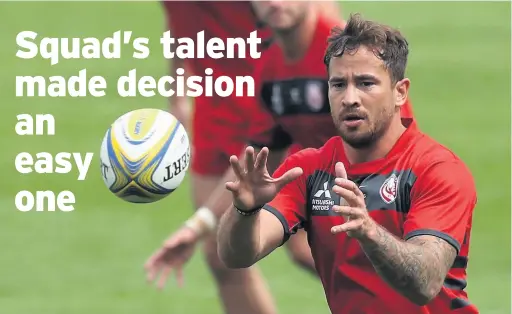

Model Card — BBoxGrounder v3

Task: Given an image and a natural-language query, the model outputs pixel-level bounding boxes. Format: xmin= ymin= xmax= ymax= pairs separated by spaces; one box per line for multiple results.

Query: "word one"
xmin=15 ymin=190 xmax=75 ymax=212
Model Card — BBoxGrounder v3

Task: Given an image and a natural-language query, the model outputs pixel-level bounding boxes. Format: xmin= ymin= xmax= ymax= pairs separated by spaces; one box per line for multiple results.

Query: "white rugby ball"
xmin=99 ymin=108 xmax=191 ymax=203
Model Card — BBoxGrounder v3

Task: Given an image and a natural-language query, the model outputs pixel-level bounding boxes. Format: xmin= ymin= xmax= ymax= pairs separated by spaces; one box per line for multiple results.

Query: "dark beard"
xmin=340 ymin=130 xmax=378 ymax=149
xmin=338 ymin=113 xmax=394 ymax=149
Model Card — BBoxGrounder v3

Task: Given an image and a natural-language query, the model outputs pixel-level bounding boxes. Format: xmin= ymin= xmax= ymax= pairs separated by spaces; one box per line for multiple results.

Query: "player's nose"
xmin=341 ymin=85 xmax=361 ymax=107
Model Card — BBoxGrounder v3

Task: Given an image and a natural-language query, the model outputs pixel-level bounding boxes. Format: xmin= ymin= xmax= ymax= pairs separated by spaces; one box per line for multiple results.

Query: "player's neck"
xmin=275 ymin=11 xmax=318 ymax=62
xmin=343 ymin=115 xmax=407 ymax=165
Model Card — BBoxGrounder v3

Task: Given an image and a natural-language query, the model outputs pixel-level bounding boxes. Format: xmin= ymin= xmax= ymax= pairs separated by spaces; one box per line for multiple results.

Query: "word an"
xmin=160 ymin=30 xmax=261 ymax=60
xmin=15 ymin=152 xmax=94 ymax=181
xmin=15 ymin=190 xmax=75 ymax=212
xmin=16 ymin=69 xmax=106 ymax=97
xmin=16 ymin=114 xmax=55 ymax=135
xmin=16 ymin=30 xmax=149 ymax=66
xmin=118 ymin=68 xmax=254 ymax=98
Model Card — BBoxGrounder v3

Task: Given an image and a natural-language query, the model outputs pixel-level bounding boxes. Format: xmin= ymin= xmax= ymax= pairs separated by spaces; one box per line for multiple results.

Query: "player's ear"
xmin=394 ymin=78 xmax=410 ymax=108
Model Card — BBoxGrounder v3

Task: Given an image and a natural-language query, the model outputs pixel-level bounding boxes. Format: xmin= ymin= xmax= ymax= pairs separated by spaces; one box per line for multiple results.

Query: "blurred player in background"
xmin=145 ymin=2 xmax=342 ymax=314
xmin=217 ymin=13 xmax=478 ymax=314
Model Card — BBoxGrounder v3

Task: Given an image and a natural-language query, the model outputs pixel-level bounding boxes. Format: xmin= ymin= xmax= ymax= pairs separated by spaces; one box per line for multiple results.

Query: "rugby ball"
xmin=99 ymin=108 xmax=191 ymax=203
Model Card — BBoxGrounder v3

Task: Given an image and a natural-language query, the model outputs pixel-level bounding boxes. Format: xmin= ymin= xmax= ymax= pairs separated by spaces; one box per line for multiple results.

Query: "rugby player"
xmin=146 ymin=0 xmax=413 ymax=289
xmin=145 ymin=2 xmax=342 ymax=314
xmin=217 ymin=13 xmax=479 ymax=314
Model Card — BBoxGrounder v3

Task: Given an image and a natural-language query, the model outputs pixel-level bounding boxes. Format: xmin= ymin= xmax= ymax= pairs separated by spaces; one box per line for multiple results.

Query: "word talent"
xmin=15 ymin=30 xmax=262 ymax=65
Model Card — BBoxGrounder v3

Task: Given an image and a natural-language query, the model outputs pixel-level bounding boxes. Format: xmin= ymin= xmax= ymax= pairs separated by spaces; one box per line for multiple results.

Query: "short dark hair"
xmin=323 ymin=13 xmax=409 ymax=83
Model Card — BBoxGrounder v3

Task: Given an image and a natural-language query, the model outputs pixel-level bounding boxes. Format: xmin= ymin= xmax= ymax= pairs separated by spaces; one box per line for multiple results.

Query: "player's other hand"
xmin=330 ymin=162 xmax=376 ymax=239
xmin=225 ymin=146 xmax=303 ymax=212
xmin=170 ymin=99 xmax=191 ymax=130
xmin=144 ymin=226 xmax=198 ymax=289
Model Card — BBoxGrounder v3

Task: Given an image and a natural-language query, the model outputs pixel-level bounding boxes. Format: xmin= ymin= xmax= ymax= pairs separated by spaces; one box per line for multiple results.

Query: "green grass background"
xmin=1 ymin=1 xmax=510 ymax=313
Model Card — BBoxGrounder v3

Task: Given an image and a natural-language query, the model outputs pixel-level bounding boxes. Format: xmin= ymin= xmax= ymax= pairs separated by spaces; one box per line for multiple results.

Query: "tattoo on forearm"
xmin=361 ymin=226 xmax=457 ymax=303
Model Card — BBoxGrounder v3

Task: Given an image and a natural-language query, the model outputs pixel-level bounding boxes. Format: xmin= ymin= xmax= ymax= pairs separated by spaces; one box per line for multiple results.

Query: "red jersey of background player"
xmin=263 ymin=124 xmax=478 ymax=314
xmin=162 ymin=1 xmax=272 ymax=175
xmin=249 ymin=15 xmax=415 ymax=151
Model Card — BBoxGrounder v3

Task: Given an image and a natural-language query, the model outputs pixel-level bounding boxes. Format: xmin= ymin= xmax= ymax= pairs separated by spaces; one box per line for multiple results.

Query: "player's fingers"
xmin=335 ymin=177 xmax=362 ymax=195
xmin=275 ymin=167 xmax=303 ymax=190
xmin=334 ymin=178 xmax=365 ymax=207
xmin=332 ymin=205 xmax=359 ymax=218
xmin=332 ymin=184 xmax=360 ymax=207
xmin=144 ymin=255 xmax=156 ymax=271
xmin=225 ymin=181 xmax=240 ymax=194
xmin=254 ymin=147 xmax=269 ymax=171
xmin=144 ymin=252 xmax=163 ymax=280
xmin=157 ymin=266 xmax=173 ymax=290
xmin=146 ymin=261 xmax=161 ymax=283
xmin=330 ymin=219 xmax=363 ymax=234
xmin=335 ymin=162 xmax=348 ymax=180
xmin=176 ymin=267 xmax=184 ymax=288
xmin=229 ymin=155 xmax=244 ymax=179
xmin=245 ymin=146 xmax=256 ymax=173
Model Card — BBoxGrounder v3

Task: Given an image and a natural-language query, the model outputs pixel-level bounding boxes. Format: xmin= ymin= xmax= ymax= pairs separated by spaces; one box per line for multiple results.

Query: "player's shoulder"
xmin=407 ymin=131 xmax=475 ymax=184
xmin=317 ymin=15 xmax=344 ymax=38
xmin=413 ymin=132 xmax=468 ymax=165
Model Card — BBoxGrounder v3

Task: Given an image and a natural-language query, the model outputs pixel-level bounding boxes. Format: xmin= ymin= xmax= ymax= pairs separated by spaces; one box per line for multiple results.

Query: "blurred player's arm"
xmin=164 ymin=19 xmax=191 ymax=129
xmin=218 ymin=151 xmax=307 ymax=268
xmin=358 ymin=161 xmax=476 ymax=305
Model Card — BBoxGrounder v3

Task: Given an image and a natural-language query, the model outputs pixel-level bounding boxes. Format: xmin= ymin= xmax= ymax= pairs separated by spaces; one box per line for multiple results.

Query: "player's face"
xmin=251 ymin=1 xmax=310 ymax=32
xmin=327 ymin=46 xmax=406 ymax=148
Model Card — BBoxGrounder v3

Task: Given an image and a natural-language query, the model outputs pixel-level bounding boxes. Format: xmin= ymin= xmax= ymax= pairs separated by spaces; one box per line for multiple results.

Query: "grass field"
xmin=1 ymin=1 xmax=510 ymax=314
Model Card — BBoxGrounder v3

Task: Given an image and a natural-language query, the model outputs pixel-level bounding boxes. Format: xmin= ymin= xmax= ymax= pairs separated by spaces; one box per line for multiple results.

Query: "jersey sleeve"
xmin=403 ymin=160 xmax=477 ymax=254
xmin=262 ymin=150 xmax=313 ymax=245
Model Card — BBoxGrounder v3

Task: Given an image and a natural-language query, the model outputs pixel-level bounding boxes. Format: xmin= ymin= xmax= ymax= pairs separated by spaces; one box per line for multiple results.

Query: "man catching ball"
xmin=217 ymin=13 xmax=479 ymax=314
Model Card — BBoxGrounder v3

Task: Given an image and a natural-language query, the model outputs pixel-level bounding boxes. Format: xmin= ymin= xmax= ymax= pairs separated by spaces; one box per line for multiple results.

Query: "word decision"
xmin=14 ymin=114 xmax=94 ymax=212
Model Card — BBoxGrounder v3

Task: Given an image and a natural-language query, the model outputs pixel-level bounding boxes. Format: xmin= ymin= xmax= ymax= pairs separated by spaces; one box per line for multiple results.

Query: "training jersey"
xmin=249 ymin=15 xmax=416 ymax=151
xmin=263 ymin=125 xmax=479 ymax=314
xmin=161 ymin=1 xmax=271 ymax=121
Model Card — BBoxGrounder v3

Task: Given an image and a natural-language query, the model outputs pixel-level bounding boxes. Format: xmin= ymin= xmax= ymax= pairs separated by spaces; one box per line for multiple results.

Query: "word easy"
xmin=15 ymin=152 xmax=93 ymax=181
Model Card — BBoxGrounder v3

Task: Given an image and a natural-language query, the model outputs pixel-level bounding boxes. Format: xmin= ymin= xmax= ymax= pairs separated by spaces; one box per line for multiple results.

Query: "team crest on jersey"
xmin=305 ymin=81 xmax=324 ymax=112
xmin=379 ymin=173 xmax=399 ymax=204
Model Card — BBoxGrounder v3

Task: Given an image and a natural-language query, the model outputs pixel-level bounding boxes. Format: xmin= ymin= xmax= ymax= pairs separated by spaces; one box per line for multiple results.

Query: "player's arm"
xmin=216 ymin=201 xmax=286 ymax=268
xmin=218 ymin=150 xmax=308 ymax=268
xmin=163 ymin=14 xmax=192 ymax=128
xmin=356 ymin=161 xmax=476 ymax=305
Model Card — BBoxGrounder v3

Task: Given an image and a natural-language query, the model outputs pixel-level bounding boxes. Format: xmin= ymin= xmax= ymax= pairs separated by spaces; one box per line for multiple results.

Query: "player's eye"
xmin=360 ymin=81 xmax=375 ymax=87
xmin=331 ymin=82 xmax=345 ymax=89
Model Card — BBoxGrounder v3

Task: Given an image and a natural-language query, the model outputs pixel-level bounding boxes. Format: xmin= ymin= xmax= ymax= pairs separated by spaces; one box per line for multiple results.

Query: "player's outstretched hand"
xmin=330 ymin=162 xmax=376 ymax=239
xmin=144 ymin=226 xmax=198 ymax=289
xmin=225 ymin=146 xmax=303 ymax=212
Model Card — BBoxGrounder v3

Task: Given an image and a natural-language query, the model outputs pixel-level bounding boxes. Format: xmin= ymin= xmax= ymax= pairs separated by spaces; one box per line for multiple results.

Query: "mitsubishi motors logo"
xmin=314 ymin=182 xmax=331 ymax=198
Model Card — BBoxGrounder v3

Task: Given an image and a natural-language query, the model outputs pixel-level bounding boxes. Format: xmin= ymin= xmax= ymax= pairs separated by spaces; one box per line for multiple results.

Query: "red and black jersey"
xmin=161 ymin=1 xmax=272 ymax=125
xmin=263 ymin=124 xmax=479 ymax=314
xmin=162 ymin=1 xmax=270 ymax=78
xmin=249 ymin=15 xmax=416 ymax=151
